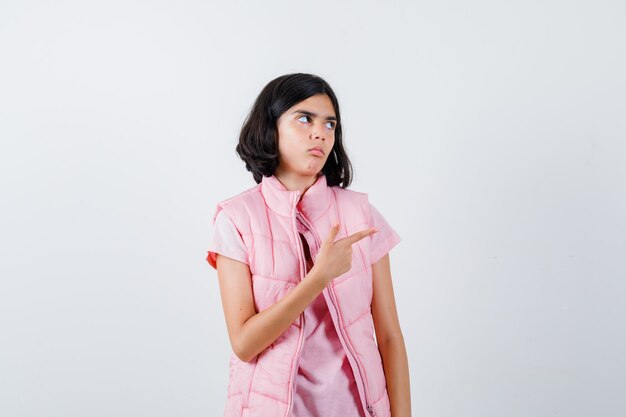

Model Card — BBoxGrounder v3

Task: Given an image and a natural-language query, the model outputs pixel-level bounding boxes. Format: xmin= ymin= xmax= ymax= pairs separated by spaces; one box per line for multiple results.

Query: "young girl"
xmin=206 ymin=73 xmax=411 ymax=417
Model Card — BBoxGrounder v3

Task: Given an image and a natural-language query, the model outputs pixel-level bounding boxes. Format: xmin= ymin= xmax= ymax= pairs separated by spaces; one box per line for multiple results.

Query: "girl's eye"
xmin=297 ymin=115 xmax=336 ymax=130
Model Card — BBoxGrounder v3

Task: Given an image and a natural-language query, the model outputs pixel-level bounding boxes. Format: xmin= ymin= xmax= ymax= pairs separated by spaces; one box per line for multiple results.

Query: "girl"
xmin=206 ymin=73 xmax=411 ymax=417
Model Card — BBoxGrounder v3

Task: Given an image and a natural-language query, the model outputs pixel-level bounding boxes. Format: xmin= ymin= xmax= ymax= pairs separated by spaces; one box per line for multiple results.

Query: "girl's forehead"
xmin=287 ymin=95 xmax=336 ymax=117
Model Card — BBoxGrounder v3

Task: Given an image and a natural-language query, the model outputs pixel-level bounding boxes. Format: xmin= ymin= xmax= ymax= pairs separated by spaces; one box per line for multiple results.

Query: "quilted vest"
xmin=207 ymin=173 xmax=391 ymax=417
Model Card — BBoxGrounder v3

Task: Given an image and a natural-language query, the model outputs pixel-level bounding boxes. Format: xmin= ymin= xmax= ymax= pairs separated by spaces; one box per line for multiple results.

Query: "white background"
xmin=1 ymin=1 xmax=625 ymax=416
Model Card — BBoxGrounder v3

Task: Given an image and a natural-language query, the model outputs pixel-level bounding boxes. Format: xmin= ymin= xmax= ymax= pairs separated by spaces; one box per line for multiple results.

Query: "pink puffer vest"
xmin=207 ymin=173 xmax=392 ymax=417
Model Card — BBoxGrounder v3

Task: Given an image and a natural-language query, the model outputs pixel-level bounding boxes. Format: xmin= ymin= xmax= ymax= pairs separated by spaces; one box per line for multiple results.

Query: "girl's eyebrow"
xmin=291 ymin=109 xmax=337 ymax=121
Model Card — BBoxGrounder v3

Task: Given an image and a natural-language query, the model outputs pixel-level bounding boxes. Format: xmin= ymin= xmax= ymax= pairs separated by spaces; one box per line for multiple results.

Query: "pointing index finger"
xmin=343 ymin=226 xmax=379 ymax=246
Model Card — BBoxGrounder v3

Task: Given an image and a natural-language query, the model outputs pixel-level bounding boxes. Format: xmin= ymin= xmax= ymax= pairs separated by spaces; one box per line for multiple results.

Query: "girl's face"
xmin=275 ymin=94 xmax=337 ymax=178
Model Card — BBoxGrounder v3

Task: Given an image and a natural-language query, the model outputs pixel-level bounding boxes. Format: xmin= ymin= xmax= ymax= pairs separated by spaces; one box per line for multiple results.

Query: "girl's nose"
xmin=311 ymin=125 xmax=326 ymax=140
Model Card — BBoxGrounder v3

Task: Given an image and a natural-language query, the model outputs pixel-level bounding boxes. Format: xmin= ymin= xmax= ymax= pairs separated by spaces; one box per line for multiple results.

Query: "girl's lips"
xmin=308 ymin=149 xmax=324 ymax=157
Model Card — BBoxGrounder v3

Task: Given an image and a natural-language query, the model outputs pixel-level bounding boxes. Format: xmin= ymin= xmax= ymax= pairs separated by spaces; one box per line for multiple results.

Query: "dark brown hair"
xmin=236 ymin=73 xmax=353 ymax=187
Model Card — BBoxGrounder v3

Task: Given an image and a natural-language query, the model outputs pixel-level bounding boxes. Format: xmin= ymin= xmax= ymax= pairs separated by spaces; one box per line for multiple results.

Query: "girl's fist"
xmin=311 ymin=223 xmax=378 ymax=285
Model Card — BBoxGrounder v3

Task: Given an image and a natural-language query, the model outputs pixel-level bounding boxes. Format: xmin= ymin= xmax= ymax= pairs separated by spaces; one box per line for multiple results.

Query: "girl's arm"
xmin=215 ymin=253 xmax=327 ymax=362
xmin=215 ymin=224 xmax=375 ymax=363
xmin=371 ymin=253 xmax=412 ymax=417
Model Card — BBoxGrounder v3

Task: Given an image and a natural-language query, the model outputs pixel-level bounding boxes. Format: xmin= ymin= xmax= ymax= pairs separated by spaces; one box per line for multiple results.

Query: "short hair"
xmin=236 ymin=73 xmax=353 ymax=188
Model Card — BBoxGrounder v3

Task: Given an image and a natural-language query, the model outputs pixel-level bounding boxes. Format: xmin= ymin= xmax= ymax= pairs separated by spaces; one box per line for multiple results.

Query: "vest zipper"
xmin=295 ymin=210 xmax=375 ymax=417
xmin=285 ymin=191 xmax=306 ymax=417
xmin=327 ymin=277 xmax=376 ymax=417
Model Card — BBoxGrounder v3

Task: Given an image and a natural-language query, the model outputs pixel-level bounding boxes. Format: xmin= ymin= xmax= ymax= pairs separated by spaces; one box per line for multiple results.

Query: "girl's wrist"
xmin=305 ymin=266 xmax=329 ymax=291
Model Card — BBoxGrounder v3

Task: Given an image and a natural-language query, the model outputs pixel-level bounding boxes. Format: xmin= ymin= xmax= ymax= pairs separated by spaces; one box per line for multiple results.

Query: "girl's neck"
xmin=274 ymin=170 xmax=321 ymax=200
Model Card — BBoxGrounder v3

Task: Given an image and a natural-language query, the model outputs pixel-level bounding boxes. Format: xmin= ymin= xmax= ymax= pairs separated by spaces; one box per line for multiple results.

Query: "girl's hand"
xmin=311 ymin=223 xmax=378 ymax=285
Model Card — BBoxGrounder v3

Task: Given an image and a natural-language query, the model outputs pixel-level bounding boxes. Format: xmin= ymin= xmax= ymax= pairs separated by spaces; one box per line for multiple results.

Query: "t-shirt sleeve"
xmin=206 ymin=209 xmax=249 ymax=270
xmin=368 ymin=201 xmax=402 ymax=265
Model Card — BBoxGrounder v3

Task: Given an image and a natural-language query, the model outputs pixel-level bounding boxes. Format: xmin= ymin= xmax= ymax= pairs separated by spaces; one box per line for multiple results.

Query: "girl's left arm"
xmin=371 ymin=253 xmax=412 ymax=417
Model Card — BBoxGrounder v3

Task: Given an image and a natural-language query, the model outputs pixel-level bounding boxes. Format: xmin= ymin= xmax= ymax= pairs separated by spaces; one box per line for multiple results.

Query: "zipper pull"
xmin=366 ymin=404 xmax=375 ymax=416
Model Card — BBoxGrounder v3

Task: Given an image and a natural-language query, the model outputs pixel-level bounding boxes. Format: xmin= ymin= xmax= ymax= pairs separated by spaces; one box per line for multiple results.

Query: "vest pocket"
xmin=227 ymin=352 xmax=254 ymax=399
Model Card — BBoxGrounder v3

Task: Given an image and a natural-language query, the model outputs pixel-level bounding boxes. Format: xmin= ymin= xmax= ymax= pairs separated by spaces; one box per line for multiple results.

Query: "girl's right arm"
xmin=215 ymin=223 xmax=377 ymax=362
xmin=216 ymin=253 xmax=327 ymax=362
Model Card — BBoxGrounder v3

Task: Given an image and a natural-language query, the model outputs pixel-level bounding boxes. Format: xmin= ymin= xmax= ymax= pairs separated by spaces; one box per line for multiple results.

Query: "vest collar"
xmin=260 ymin=173 xmax=332 ymax=221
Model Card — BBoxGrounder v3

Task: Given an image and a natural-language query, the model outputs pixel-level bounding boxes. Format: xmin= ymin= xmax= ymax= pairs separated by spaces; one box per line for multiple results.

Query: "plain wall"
xmin=1 ymin=0 xmax=625 ymax=416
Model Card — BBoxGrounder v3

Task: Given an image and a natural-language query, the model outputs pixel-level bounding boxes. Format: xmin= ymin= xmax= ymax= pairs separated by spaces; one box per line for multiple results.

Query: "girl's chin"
xmin=304 ymin=160 xmax=325 ymax=171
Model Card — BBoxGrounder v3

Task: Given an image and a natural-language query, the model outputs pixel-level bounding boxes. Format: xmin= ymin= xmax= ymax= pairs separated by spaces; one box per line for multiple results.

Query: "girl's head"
xmin=236 ymin=73 xmax=353 ymax=188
